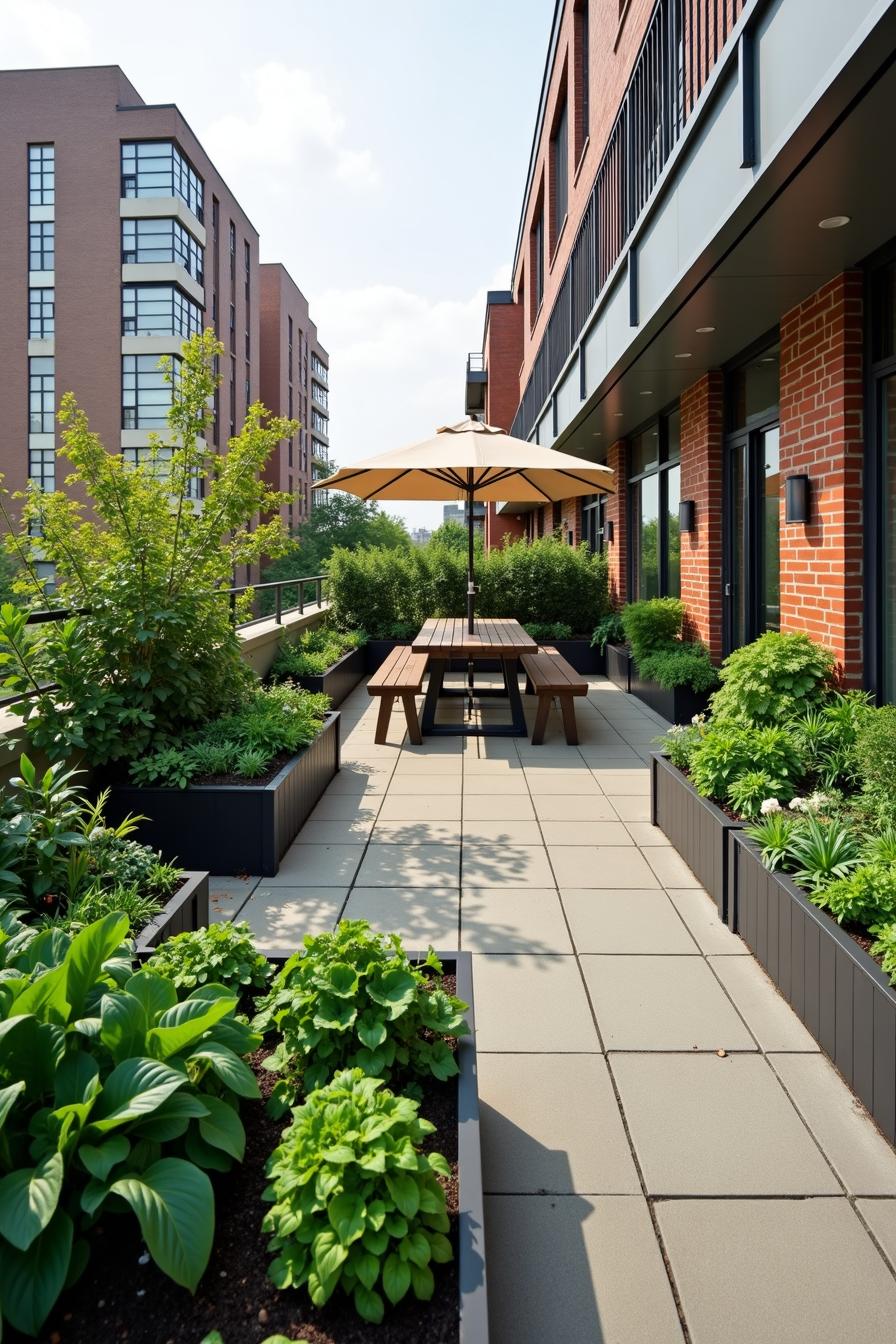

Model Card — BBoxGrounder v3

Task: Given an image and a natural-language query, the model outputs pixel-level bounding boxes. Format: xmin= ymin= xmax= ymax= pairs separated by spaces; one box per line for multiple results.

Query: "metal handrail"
xmin=467 ymin=352 xmax=486 ymax=374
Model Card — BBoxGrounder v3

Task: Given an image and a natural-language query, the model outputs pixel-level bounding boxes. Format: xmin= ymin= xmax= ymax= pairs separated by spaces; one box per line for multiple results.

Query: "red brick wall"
xmin=778 ymin=271 xmax=864 ymax=683
xmin=606 ymin=439 xmax=628 ymax=607
xmin=485 ymin=503 xmax=526 ymax=549
xmin=680 ymin=371 xmax=724 ymax=659
xmin=484 ymin=301 xmax=524 ymax=433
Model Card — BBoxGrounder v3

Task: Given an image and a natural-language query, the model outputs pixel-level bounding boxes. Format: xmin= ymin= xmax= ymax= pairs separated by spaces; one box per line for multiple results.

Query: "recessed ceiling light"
xmin=760 ymin=356 xmax=775 ymax=364
xmin=675 ymin=352 xmax=692 ymax=359
xmin=640 ymin=390 xmax=653 ymax=396
xmin=818 ymin=215 xmax=850 ymax=230
xmin=615 ymin=412 xmax=624 ymax=417
xmin=696 ymin=325 xmax=716 ymax=333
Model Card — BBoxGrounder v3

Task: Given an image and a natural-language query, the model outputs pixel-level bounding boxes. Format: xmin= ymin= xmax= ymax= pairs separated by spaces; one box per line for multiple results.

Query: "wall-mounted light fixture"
xmin=679 ymin=500 xmax=696 ymax=533
xmin=606 ymin=519 xmax=615 ymax=544
xmin=785 ymin=474 xmax=811 ymax=524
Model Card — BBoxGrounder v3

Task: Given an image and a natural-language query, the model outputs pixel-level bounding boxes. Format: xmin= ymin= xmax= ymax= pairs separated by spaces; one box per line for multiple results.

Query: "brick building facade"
xmin=466 ymin=0 xmax=896 ymax=699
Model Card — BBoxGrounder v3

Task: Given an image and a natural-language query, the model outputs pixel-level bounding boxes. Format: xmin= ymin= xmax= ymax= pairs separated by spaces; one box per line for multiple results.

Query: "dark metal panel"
xmin=804 ymin=918 xmax=821 ymax=1040
xmin=790 ymin=898 xmax=805 ymax=1023
xmin=873 ymin=988 xmax=896 ymax=1145
xmin=835 ymin=945 xmax=854 ymax=1082
xmin=853 ymin=971 xmax=876 ymax=1110
xmin=818 ymin=929 xmax=837 ymax=1058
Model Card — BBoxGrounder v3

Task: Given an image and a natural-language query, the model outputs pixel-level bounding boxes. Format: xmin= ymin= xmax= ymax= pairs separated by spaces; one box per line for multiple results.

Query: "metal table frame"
xmin=413 ymin=617 xmax=537 ymax=738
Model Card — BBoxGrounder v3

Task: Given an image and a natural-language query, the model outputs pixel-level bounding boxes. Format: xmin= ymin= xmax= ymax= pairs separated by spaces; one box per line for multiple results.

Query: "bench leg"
xmin=401 ymin=692 xmax=423 ymax=745
xmin=374 ymin=695 xmax=394 ymax=745
xmin=531 ymin=693 xmax=551 ymax=745
xmin=559 ymin=694 xmax=579 ymax=746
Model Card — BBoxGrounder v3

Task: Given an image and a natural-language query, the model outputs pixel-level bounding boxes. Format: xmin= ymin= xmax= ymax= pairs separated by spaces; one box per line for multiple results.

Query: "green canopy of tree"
xmin=428 ymin=519 xmax=483 ymax=553
xmin=264 ymin=493 xmax=411 ymax=587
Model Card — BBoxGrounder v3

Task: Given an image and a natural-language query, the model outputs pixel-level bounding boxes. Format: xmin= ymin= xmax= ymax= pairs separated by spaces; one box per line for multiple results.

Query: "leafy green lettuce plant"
xmin=263 ymin=1069 xmax=452 ymax=1324
xmin=254 ymin=921 xmax=469 ymax=1111
xmin=145 ymin=921 xmax=272 ymax=1000
xmin=0 ymin=912 xmax=261 ymax=1336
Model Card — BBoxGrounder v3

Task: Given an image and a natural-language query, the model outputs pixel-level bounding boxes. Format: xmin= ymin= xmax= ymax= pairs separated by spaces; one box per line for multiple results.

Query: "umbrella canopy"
xmin=316 ymin=417 xmax=615 ymax=503
xmin=316 ymin=417 xmax=615 ymax=633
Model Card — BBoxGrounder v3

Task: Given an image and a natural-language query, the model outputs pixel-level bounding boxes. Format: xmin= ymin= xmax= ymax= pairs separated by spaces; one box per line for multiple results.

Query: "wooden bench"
xmin=367 ymin=646 xmax=429 ymax=744
xmin=520 ymin=646 xmax=588 ymax=745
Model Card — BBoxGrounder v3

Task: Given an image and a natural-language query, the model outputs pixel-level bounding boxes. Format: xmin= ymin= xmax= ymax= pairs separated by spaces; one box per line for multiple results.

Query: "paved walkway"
xmin=212 ymin=675 xmax=896 ymax=1344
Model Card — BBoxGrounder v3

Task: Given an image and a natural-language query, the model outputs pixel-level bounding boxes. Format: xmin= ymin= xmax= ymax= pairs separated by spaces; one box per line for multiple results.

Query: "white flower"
xmin=807 ymin=791 xmax=830 ymax=812
xmin=691 ymin=713 xmax=706 ymax=727
xmin=789 ymin=797 xmax=809 ymax=813
xmin=760 ymin=798 xmax=782 ymax=815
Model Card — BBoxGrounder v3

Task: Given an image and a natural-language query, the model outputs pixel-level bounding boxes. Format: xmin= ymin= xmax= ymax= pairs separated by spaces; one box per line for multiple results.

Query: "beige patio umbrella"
xmin=317 ymin=417 xmax=615 ymax=632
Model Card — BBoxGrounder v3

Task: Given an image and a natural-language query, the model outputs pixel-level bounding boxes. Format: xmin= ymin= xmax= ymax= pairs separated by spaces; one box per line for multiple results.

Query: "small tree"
xmin=263 ymin=491 xmax=410 ymax=590
xmin=0 ymin=330 xmax=296 ymax=766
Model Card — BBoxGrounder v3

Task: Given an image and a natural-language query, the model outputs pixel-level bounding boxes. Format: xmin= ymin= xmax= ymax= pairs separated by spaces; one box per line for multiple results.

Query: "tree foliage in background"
xmin=428 ymin=519 xmax=477 ymax=552
xmin=0 ymin=330 xmax=296 ymax=767
xmin=263 ymin=494 xmax=410 ymax=593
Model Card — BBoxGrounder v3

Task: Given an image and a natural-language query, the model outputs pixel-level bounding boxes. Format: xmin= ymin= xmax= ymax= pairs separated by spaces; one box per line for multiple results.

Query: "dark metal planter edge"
xmin=729 ymin=832 xmax=896 ymax=1145
xmin=134 ymin=870 xmax=210 ymax=951
xmin=650 ymin=752 xmax=744 ymax=920
xmin=297 ymin=646 xmax=366 ymax=707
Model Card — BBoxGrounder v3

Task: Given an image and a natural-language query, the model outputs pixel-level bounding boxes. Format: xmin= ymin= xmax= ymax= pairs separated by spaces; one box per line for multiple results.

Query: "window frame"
xmin=29 ymin=287 xmax=54 ymax=340
xmin=29 ymin=220 xmax=54 ymax=272
xmin=28 ymin=144 xmax=55 ymax=209
xmin=121 ymin=283 xmax=203 ymax=339
xmin=121 ymin=217 xmax=204 ymax=283
xmin=29 ymin=356 xmax=55 ymax=434
xmin=120 ymin=140 xmax=204 ymax=221
xmin=627 ymin=403 xmax=682 ymax=601
xmin=121 ymin=353 xmax=180 ymax=430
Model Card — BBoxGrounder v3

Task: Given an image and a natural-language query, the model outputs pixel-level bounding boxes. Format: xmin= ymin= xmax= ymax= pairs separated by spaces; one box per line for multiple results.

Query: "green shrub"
xmin=145 ymin=921 xmax=273 ymax=1000
xmin=591 ymin=611 xmax=625 ymax=650
xmin=638 ymin=642 xmax=718 ymax=692
xmin=0 ymin=912 xmax=261 ymax=1337
xmin=656 ymin=716 xmax=708 ymax=770
xmin=263 ymin=1069 xmax=452 ymax=1324
xmin=709 ymin=631 xmax=836 ymax=726
xmin=53 ymin=881 xmax=165 ymax=934
xmin=620 ymin=598 xmax=684 ymax=663
xmin=870 ymin=921 xmax=896 ymax=983
xmin=689 ymin=725 xmax=801 ymax=805
xmin=789 ymin=691 xmax=872 ymax=792
xmin=524 ymin=621 xmax=574 ymax=642
xmin=270 ymin=626 xmax=365 ymax=682
xmin=745 ymin=811 xmax=800 ymax=870
xmin=727 ymin=770 xmax=787 ymax=820
xmin=129 ymin=684 xmax=330 ymax=789
xmin=863 ymin=826 xmax=896 ymax=866
xmin=813 ymin=864 xmax=896 ymax=927
xmin=253 ymin=921 xmax=469 ymax=1112
xmin=855 ymin=705 xmax=896 ymax=826
xmin=786 ymin=816 xmax=861 ymax=891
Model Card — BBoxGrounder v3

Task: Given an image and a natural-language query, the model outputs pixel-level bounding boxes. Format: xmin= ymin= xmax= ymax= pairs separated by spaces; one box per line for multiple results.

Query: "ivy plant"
xmin=263 ymin=1069 xmax=453 ymax=1324
xmin=145 ymin=921 xmax=273 ymax=1001
xmin=253 ymin=921 xmax=469 ymax=1111
xmin=0 ymin=911 xmax=261 ymax=1336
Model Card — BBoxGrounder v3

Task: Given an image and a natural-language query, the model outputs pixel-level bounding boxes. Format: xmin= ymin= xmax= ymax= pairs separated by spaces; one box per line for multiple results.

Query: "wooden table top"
xmin=412 ymin=616 xmax=538 ymax=659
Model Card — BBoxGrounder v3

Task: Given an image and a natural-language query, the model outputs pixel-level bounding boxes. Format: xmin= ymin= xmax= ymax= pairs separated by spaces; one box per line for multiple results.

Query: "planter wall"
xmin=542 ymin=638 xmax=604 ymax=674
xmin=729 ymin=833 xmax=896 ymax=1146
xmin=364 ymin=639 xmax=411 ymax=674
xmin=295 ymin=646 xmax=365 ymax=707
xmin=606 ymin=645 xmax=710 ymax=722
xmin=135 ymin=870 xmax=210 ymax=951
xmin=650 ymin=753 xmax=743 ymax=920
xmin=105 ymin=713 xmax=340 ymax=877
xmin=606 ymin=643 xmax=632 ymax=692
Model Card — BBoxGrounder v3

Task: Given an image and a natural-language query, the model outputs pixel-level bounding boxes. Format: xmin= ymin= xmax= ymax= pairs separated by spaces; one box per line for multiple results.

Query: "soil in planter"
xmin=37 ymin=1050 xmax=460 ymax=1344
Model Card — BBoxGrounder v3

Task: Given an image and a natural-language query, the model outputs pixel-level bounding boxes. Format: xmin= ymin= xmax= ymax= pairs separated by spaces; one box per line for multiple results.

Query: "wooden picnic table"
xmin=412 ymin=617 xmax=537 ymax=737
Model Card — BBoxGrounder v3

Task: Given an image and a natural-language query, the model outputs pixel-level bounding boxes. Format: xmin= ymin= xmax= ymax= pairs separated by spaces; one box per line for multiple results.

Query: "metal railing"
xmin=466 ymin=351 xmax=486 ymax=374
xmin=511 ymin=0 xmax=747 ymax=442
xmin=0 ymin=576 xmax=327 ymax=710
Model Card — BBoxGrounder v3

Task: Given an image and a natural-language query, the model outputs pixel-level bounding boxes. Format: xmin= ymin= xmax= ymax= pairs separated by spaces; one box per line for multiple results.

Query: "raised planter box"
xmin=650 ymin=752 xmax=744 ymax=920
xmin=135 ymin=870 xmax=210 ymax=950
xmin=606 ymin=644 xmax=710 ymax=722
xmin=606 ymin=642 xmax=632 ymax=692
xmin=364 ymin=638 xmax=411 ymax=673
xmin=294 ymin=645 xmax=365 ymax=707
xmin=543 ymin=638 xmax=604 ymax=674
xmin=728 ymin=833 xmax=896 ymax=1146
xmin=104 ymin=712 xmax=340 ymax=877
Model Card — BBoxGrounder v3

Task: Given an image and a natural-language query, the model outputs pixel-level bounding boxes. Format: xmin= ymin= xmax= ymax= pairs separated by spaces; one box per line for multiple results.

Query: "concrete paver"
xmin=561 ymin=889 xmax=700 ymax=954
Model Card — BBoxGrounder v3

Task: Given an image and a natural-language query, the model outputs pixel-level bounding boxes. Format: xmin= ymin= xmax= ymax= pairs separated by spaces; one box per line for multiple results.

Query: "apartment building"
xmin=0 ymin=65 xmax=328 ymax=545
xmin=468 ymin=0 xmax=896 ymax=698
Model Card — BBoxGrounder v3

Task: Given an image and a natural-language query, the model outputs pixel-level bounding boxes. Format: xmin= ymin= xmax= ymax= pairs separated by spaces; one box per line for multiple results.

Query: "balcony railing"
xmin=511 ymin=0 xmax=747 ymax=442
xmin=467 ymin=351 xmax=485 ymax=374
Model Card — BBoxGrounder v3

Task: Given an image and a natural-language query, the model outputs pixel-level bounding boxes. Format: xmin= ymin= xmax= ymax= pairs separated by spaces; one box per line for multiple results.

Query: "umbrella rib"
xmin=551 ymin=468 xmax=616 ymax=495
xmin=480 ymin=467 xmax=520 ymax=487
xmin=423 ymin=467 xmax=468 ymax=490
xmin=517 ymin=470 xmax=554 ymax=503
xmin=362 ymin=469 xmax=410 ymax=500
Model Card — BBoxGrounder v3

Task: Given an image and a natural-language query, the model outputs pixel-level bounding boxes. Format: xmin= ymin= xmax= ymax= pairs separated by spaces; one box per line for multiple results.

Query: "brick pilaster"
xmin=606 ymin=438 xmax=628 ymax=606
xmin=680 ymin=370 xmax=724 ymax=660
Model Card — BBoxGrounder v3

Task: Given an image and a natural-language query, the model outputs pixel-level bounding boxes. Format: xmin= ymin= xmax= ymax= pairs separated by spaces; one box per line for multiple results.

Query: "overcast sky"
xmin=1 ymin=0 xmax=552 ymax=529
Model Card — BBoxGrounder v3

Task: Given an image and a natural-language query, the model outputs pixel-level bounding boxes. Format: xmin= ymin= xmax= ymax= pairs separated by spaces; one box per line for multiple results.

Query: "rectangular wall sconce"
xmin=679 ymin=500 xmax=696 ymax=533
xmin=785 ymin=474 xmax=811 ymax=524
xmin=606 ymin=519 xmax=615 ymax=543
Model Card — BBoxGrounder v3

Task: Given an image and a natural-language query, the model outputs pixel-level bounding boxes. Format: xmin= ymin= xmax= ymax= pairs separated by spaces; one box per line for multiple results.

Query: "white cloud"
xmin=0 ymin=0 xmax=91 ymax=64
xmin=205 ymin=62 xmax=379 ymax=192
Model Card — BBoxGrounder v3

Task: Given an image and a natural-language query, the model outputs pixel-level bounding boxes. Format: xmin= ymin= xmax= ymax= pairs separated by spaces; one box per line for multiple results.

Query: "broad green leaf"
xmin=197 ymin=1095 xmax=245 ymax=1162
xmin=310 ymin=1229 xmax=347 ymax=1298
xmin=133 ymin=1090 xmax=210 ymax=1143
xmin=356 ymin=1010 xmax=387 ymax=1051
xmin=410 ymin=1260 xmax=435 ymax=1301
xmin=428 ymin=1040 xmax=459 ymax=1081
xmin=323 ymin=963 xmax=359 ymax=998
xmin=0 ymin=1080 xmax=25 ymax=1130
xmin=54 ymin=1050 xmax=99 ymax=1108
xmin=100 ymin=992 xmax=147 ymax=1063
xmin=385 ymin=1171 xmax=419 ymax=1220
xmin=312 ymin=995 xmax=357 ymax=1032
xmin=428 ymin=1231 xmax=453 ymax=1263
xmin=146 ymin=996 xmax=236 ymax=1060
xmin=79 ymin=1136 xmax=130 ymax=1182
xmin=367 ymin=968 xmax=417 ymax=1016
xmin=0 ymin=1151 xmax=64 ymax=1250
xmin=88 ymin=1057 xmax=187 ymax=1133
xmin=327 ymin=1192 xmax=365 ymax=1246
xmin=402 ymin=1229 xmax=432 ymax=1267
xmin=184 ymin=1127 xmax=233 ymax=1173
xmin=65 ymin=913 xmax=129 ymax=1018
xmin=110 ymin=1157 xmax=214 ymax=1291
xmin=382 ymin=1251 xmax=411 ymax=1304
xmin=428 ymin=1151 xmax=451 ymax=1178
xmin=125 ymin=969 xmax=176 ymax=1022
xmin=0 ymin=1018 xmax=57 ymax=1098
xmin=355 ymin=1248 xmax=379 ymax=1290
xmin=188 ymin=1041 xmax=260 ymax=1099
xmin=361 ymin=1225 xmax=389 ymax=1256
xmin=12 ymin=964 xmax=69 ymax=1024
xmin=0 ymin=1207 xmax=73 ymax=1335
xmin=353 ymin=1283 xmax=384 ymax=1323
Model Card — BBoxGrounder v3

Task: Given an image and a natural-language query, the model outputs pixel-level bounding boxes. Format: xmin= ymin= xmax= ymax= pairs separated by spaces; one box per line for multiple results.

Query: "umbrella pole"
xmin=466 ymin=474 xmax=475 ymax=720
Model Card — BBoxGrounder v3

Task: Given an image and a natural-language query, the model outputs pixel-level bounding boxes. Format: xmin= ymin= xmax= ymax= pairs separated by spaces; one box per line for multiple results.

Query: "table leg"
xmin=421 ymin=657 xmax=446 ymax=734
xmin=503 ymin=658 xmax=528 ymax=736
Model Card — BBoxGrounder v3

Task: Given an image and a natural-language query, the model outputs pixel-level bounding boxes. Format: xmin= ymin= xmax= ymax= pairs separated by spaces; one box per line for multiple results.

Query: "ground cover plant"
xmin=254 ymin=921 xmax=469 ymax=1113
xmin=0 ymin=755 xmax=181 ymax=931
xmin=269 ymin=625 xmax=366 ymax=682
xmin=0 ymin=910 xmax=260 ymax=1337
xmin=145 ymin=920 xmax=273 ymax=1001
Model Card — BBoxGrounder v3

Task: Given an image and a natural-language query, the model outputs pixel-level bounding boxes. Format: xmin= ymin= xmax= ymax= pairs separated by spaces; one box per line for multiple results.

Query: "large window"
xmin=724 ymin=342 xmax=780 ymax=651
xmin=28 ymin=446 xmax=55 ymax=492
xmin=629 ymin=407 xmax=681 ymax=599
xmin=311 ymin=380 xmax=328 ymax=411
xmin=311 ymin=352 xmax=328 ymax=383
xmin=532 ymin=208 xmax=544 ymax=316
xmin=28 ymin=145 xmax=54 ymax=208
xmin=29 ymin=221 xmax=54 ymax=272
xmin=29 ymin=287 xmax=54 ymax=339
xmin=122 ymin=284 xmax=203 ymax=338
xmin=121 ymin=142 xmax=204 ymax=221
xmin=312 ymin=408 xmax=329 ymax=436
xmin=121 ymin=217 xmax=204 ymax=283
xmin=121 ymin=445 xmax=200 ymax=499
xmin=552 ymin=98 xmax=568 ymax=242
xmin=122 ymin=355 xmax=179 ymax=429
xmin=581 ymin=493 xmax=605 ymax=553
xmin=29 ymin=357 xmax=54 ymax=433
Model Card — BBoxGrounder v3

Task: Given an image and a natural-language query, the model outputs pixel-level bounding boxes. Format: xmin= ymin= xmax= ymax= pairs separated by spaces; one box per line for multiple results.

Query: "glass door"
xmin=724 ymin=425 xmax=780 ymax=653
xmin=761 ymin=426 xmax=781 ymax=633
